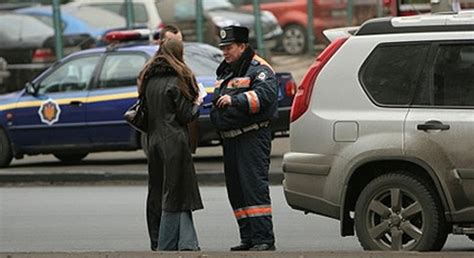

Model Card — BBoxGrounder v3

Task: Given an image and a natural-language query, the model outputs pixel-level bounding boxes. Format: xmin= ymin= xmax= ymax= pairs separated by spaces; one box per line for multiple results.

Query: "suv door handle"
xmin=69 ymin=100 xmax=83 ymax=107
xmin=417 ymin=120 xmax=450 ymax=131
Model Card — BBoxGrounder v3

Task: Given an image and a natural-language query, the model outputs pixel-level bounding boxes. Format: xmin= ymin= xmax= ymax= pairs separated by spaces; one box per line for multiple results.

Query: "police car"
xmin=0 ymin=30 xmax=296 ymax=167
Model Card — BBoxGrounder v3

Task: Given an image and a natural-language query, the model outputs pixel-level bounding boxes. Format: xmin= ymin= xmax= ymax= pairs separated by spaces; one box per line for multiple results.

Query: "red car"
xmin=242 ymin=0 xmax=348 ymax=55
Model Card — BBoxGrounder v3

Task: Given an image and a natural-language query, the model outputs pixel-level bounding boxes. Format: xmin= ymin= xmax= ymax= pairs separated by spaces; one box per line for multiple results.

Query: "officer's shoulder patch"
xmin=256 ymin=70 xmax=268 ymax=81
xmin=251 ymin=59 xmax=260 ymax=66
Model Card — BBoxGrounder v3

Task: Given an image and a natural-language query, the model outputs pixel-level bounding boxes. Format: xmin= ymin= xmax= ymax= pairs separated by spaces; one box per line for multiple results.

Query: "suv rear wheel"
xmin=468 ymin=235 xmax=474 ymax=241
xmin=355 ymin=172 xmax=447 ymax=251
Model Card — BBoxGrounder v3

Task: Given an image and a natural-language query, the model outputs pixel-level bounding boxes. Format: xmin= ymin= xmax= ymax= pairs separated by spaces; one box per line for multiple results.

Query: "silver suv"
xmin=283 ymin=11 xmax=474 ymax=251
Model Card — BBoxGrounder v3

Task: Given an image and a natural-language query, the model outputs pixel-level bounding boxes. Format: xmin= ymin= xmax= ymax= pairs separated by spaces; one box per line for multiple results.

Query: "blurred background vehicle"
xmin=0 ymin=12 xmax=94 ymax=93
xmin=15 ymin=3 xmax=127 ymax=42
xmin=156 ymin=0 xmax=282 ymax=50
xmin=0 ymin=58 xmax=9 ymax=87
xmin=73 ymin=0 xmax=164 ymax=29
xmin=73 ymin=0 xmax=282 ymax=50
xmin=242 ymin=0 xmax=347 ymax=55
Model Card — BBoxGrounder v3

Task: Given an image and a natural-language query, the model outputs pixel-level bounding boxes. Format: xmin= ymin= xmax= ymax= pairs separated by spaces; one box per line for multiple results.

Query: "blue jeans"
xmin=158 ymin=211 xmax=200 ymax=251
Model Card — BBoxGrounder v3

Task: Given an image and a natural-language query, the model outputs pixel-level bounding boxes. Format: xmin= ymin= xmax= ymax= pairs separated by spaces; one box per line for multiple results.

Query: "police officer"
xmin=210 ymin=25 xmax=278 ymax=251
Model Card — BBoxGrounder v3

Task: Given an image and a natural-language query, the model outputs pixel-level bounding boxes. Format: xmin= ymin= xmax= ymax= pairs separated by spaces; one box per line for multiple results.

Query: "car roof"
xmin=356 ymin=11 xmax=474 ymax=36
xmin=66 ymin=43 xmax=157 ymax=58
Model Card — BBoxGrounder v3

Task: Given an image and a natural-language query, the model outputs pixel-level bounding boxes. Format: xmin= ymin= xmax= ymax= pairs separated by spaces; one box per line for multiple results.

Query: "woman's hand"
xmin=194 ymin=96 xmax=204 ymax=106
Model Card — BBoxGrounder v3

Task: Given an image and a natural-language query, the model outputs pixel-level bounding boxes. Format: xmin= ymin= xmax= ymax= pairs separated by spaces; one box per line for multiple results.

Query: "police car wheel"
xmin=0 ymin=129 xmax=13 ymax=168
xmin=53 ymin=153 xmax=88 ymax=163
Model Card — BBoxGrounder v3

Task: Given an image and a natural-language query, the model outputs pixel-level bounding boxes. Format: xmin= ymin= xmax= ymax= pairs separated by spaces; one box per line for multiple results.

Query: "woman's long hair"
xmin=138 ymin=39 xmax=199 ymax=101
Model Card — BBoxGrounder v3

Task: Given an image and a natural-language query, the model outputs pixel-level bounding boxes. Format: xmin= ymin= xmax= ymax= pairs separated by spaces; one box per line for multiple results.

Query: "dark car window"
xmin=428 ymin=44 xmax=474 ymax=107
xmin=360 ymin=43 xmax=429 ymax=106
xmin=38 ymin=55 xmax=101 ymax=95
xmin=97 ymin=54 xmax=147 ymax=89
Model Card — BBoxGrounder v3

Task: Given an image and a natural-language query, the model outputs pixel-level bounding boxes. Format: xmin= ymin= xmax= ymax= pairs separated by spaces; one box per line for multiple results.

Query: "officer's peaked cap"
xmin=219 ymin=25 xmax=249 ymax=47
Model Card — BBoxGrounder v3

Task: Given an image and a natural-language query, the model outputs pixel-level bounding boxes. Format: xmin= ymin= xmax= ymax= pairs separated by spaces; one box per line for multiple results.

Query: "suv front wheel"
xmin=355 ymin=172 xmax=447 ymax=251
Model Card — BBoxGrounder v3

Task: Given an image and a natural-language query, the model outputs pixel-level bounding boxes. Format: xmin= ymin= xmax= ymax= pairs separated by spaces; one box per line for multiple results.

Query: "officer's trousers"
xmin=222 ymin=126 xmax=275 ymax=245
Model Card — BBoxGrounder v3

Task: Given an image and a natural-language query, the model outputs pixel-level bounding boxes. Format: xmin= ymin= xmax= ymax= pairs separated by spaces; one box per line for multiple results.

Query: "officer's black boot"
xmin=230 ymin=242 xmax=252 ymax=251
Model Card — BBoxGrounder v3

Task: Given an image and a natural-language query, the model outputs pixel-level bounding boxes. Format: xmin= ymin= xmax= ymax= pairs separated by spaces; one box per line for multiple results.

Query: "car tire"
xmin=0 ymin=129 xmax=13 ymax=168
xmin=354 ymin=172 xmax=447 ymax=251
xmin=282 ymin=24 xmax=307 ymax=55
xmin=54 ymin=153 xmax=88 ymax=163
xmin=468 ymin=235 xmax=474 ymax=241
xmin=141 ymin=133 xmax=148 ymax=158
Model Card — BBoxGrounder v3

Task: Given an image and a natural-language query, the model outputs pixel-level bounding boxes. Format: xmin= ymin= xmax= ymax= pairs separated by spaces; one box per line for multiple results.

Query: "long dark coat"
xmin=144 ymin=66 xmax=203 ymax=212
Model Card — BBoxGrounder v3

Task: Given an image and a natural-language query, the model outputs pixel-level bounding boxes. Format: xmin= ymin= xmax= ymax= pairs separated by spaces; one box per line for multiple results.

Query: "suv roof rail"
xmin=356 ymin=12 xmax=474 ymax=36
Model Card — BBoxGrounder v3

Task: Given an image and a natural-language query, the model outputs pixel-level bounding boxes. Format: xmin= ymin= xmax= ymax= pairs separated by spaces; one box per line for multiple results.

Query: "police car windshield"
xmin=183 ymin=43 xmax=223 ymax=76
xmin=185 ymin=53 xmax=220 ymax=77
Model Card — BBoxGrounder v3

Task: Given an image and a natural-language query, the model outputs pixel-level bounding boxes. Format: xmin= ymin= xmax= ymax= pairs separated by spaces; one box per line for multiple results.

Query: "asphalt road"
xmin=1 ymin=185 xmax=473 ymax=253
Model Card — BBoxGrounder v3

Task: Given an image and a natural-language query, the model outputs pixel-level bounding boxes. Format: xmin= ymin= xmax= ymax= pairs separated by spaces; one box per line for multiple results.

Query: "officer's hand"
xmin=216 ymin=94 xmax=232 ymax=108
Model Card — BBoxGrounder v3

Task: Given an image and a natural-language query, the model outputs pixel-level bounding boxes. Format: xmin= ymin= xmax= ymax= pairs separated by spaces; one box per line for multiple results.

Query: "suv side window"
xmin=360 ymin=43 xmax=429 ymax=106
xmin=97 ymin=54 xmax=147 ymax=89
xmin=430 ymin=44 xmax=474 ymax=107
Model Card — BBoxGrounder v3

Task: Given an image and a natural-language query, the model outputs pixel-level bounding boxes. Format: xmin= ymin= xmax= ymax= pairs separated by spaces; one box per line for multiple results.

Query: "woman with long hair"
xmin=139 ymin=38 xmax=203 ymax=251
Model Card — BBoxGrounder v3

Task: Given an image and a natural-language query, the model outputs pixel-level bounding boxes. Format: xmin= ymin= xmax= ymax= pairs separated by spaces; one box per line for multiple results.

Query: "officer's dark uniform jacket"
xmin=210 ymin=46 xmax=277 ymax=246
xmin=210 ymin=47 xmax=278 ymax=132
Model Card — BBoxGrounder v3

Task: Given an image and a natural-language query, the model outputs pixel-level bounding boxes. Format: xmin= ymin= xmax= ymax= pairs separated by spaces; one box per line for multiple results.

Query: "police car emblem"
xmin=220 ymin=30 xmax=227 ymax=39
xmin=38 ymin=98 xmax=61 ymax=125
xmin=257 ymin=72 xmax=266 ymax=81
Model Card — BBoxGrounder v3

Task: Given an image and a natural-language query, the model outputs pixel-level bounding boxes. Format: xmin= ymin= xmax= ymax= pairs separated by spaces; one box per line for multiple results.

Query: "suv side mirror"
xmin=25 ymin=82 xmax=37 ymax=96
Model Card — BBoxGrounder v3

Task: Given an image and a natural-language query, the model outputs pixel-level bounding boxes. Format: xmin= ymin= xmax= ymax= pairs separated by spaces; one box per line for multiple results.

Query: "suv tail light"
xmin=32 ymin=48 xmax=55 ymax=63
xmin=290 ymin=37 xmax=348 ymax=123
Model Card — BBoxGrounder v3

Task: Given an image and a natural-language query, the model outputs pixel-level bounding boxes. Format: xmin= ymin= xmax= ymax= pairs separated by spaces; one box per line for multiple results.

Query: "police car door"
xmin=11 ymin=54 xmax=101 ymax=149
xmin=86 ymin=52 xmax=147 ymax=145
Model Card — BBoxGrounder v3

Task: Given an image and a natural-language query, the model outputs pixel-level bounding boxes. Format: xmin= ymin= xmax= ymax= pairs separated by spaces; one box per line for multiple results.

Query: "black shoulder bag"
xmin=124 ymin=93 xmax=148 ymax=134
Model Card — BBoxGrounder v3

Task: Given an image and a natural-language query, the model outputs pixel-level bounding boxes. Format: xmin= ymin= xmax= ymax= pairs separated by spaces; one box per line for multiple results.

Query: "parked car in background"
xmin=0 ymin=30 xmax=295 ymax=167
xmin=283 ymin=12 xmax=474 ymax=251
xmin=72 ymin=0 xmax=164 ymax=29
xmin=16 ymin=3 xmax=127 ymax=42
xmin=0 ymin=58 xmax=9 ymax=86
xmin=0 ymin=12 xmax=94 ymax=93
xmin=242 ymin=0 xmax=348 ymax=55
xmin=75 ymin=0 xmax=282 ymax=50
xmin=157 ymin=0 xmax=282 ymax=49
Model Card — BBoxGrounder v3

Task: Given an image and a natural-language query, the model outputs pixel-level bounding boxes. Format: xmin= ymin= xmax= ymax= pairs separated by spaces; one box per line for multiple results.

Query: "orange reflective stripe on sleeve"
xmin=227 ymin=77 xmax=251 ymax=89
xmin=234 ymin=205 xmax=272 ymax=220
xmin=244 ymin=90 xmax=260 ymax=114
